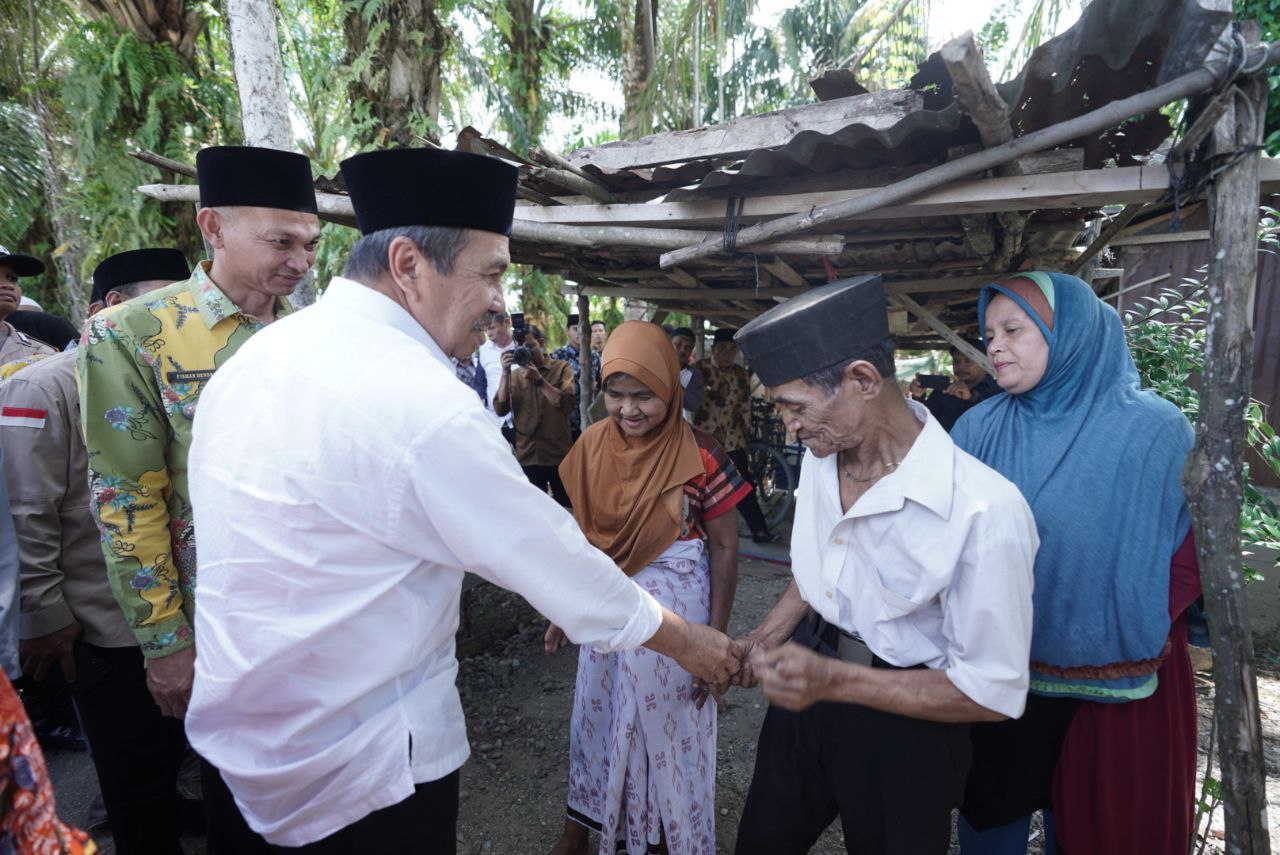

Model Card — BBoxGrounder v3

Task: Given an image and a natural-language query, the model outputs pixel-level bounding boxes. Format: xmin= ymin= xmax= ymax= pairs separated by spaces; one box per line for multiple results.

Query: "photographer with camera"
xmin=494 ymin=321 xmax=575 ymax=507
xmin=909 ymin=338 xmax=1001 ymax=432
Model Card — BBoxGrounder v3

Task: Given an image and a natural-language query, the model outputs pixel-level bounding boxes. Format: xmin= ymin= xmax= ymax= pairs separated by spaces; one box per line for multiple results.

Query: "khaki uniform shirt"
xmin=0 ymin=350 xmax=136 ymax=647
xmin=0 ymin=322 xmax=55 ymax=370
xmin=78 ymin=261 xmax=293 ymax=658
xmin=693 ymin=358 xmax=752 ymax=453
xmin=509 ymin=359 xmax=576 ymax=467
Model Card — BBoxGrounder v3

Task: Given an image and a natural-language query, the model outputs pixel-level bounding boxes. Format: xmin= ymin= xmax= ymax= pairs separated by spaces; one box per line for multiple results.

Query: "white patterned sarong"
xmin=565 ymin=539 xmax=717 ymax=855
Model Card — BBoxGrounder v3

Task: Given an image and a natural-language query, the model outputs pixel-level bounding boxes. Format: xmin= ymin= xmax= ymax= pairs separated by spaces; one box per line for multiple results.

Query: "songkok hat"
xmin=0 ymin=246 xmax=45 ymax=277
xmin=91 ymin=248 xmax=190 ymax=303
xmin=712 ymin=328 xmax=737 ymax=344
xmin=669 ymin=327 xmax=695 ymax=340
xmin=339 ymin=148 xmax=519 ymax=236
xmin=568 ymin=313 xmax=583 ymax=328
xmin=736 ymin=274 xmax=888 ymax=387
xmin=196 ymin=146 xmax=318 ymax=213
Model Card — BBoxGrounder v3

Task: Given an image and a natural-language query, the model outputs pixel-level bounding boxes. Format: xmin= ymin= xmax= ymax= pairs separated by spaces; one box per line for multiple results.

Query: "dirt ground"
xmin=42 ymin=542 xmax=1280 ymax=854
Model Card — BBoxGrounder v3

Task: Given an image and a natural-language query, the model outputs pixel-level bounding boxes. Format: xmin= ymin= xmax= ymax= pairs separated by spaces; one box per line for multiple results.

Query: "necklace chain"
xmin=840 ymin=457 xmax=901 ymax=483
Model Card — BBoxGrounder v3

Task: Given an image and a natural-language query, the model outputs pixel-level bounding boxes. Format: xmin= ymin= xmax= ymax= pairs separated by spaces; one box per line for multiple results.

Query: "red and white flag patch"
xmin=0 ymin=406 xmax=47 ymax=428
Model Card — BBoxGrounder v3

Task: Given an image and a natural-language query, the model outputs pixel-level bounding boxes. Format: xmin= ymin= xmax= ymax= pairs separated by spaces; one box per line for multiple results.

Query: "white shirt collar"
xmin=817 ymin=398 xmax=955 ymax=521
xmin=323 ymin=276 xmax=451 ymax=369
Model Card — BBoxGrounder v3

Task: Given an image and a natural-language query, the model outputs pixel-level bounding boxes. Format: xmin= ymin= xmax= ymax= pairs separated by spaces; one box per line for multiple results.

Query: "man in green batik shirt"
xmin=79 ymin=146 xmax=320 ymax=728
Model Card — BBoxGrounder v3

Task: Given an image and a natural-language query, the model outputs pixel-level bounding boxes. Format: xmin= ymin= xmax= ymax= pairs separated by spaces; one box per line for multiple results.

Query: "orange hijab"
xmin=559 ymin=321 xmax=705 ymax=575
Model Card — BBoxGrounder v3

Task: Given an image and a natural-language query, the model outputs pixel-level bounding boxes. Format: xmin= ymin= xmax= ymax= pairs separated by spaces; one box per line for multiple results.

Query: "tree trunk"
xmin=343 ymin=0 xmax=447 ymax=146
xmin=77 ymin=0 xmax=206 ymax=63
xmin=1183 ymin=23 xmax=1271 ymax=855
xmin=27 ymin=0 xmax=88 ymax=323
xmin=224 ymin=0 xmax=316 ymax=307
xmin=504 ymin=0 xmax=549 ymax=150
xmin=621 ymin=0 xmax=656 ymax=139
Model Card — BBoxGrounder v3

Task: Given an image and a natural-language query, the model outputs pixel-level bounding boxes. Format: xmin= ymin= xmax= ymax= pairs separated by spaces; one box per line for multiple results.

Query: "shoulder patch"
xmin=0 ymin=406 xmax=47 ymax=428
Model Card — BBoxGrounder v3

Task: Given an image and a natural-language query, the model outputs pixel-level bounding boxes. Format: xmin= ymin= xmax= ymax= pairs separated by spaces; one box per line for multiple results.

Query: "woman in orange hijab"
xmin=546 ymin=321 xmax=749 ymax=855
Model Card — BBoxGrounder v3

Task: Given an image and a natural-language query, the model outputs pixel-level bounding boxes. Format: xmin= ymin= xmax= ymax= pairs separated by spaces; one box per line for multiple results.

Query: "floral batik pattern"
xmin=77 ymin=260 xmax=292 ymax=658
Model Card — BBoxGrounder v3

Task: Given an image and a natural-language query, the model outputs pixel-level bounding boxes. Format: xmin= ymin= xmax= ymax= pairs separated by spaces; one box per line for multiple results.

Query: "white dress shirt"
xmin=789 ymin=400 xmax=1037 ymax=719
xmin=478 ymin=336 xmax=514 ymax=428
xmin=186 ymin=277 xmax=663 ymax=846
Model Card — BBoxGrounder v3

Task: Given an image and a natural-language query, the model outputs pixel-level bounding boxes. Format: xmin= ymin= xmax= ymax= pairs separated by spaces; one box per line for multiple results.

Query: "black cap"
xmin=197 ymin=146 xmax=318 ymax=213
xmin=713 ymin=328 xmax=738 ymax=344
xmin=91 ymin=248 xmax=190 ymax=303
xmin=568 ymin=313 xmax=580 ymax=328
xmin=0 ymin=245 xmax=45 ymax=277
xmin=339 ymin=148 xmax=519 ymax=236
xmin=736 ymin=274 xmax=888 ymax=387
xmin=669 ymin=327 xmax=695 ymax=340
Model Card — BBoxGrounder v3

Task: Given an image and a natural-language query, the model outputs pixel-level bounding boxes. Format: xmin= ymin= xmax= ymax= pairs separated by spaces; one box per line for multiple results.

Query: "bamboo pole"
xmin=659 ymin=38 xmax=1280 ymax=269
xmin=578 ymin=291 xmax=594 ymax=429
xmin=1183 ymin=24 xmax=1271 ymax=854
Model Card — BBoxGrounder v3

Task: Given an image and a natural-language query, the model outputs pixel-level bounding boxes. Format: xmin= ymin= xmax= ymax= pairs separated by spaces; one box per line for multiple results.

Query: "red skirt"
xmin=1050 ymin=534 xmax=1202 ymax=855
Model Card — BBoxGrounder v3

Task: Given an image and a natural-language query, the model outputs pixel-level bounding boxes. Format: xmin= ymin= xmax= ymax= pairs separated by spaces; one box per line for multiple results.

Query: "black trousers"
xmin=202 ymin=757 xmax=275 ymax=854
xmin=726 ymin=448 xmax=771 ymax=535
xmin=68 ymin=644 xmax=187 ymax=855
xmin=271 ymin=771 xmax=460 ymax=854
xmin=522 ymin=464 xmax=571 ymax=507
xmin=735 ymin=616 xmax=971 ymax=855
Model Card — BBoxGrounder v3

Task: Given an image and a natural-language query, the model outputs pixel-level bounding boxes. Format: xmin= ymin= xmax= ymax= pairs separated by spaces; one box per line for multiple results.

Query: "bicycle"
xmin=746 ymin=397 xmax=805 ymax=531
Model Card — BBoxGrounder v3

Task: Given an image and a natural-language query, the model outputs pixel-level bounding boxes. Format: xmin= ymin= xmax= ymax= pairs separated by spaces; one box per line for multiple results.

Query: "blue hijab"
xmin=952 ymin=272 xmax=1193 ymax=702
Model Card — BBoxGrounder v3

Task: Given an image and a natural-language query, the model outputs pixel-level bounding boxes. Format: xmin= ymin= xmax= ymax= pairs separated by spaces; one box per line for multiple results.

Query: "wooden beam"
xmin=1098 ymin=272 xmax=1172 ymax=303
xmin=578 ymin=292 xmax=594 ymax=428
xmin=665 ymin=268 xmax=701 ymax=289
xmin=524 ymin=165 xmax=622 ymax=204
xmin=1107 ymin=230 xmax=1211 ymax=247
xmin=1183 ymin=23 xmax=1272 ymax=854
xmin=569 ymin=275 xmax=994 ymax=301
xmin=658 ymin=41 xmax=1280 ymax=267
xmin=517 ymin=161 xmax=1280 ymax=231
xmin=566 ymin=89 xmax=923 ymax=171
xmin=763 ymin=259 xmax=807 ymax=288
xmin=889 ymin=293 xmax=992 ymax=373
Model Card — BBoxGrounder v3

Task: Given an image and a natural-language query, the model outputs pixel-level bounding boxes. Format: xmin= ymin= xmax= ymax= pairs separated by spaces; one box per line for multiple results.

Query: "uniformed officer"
xmin=0 ymin=248 xmax=190 ymax=853
xmin=0 ymin=246 xmax=56 ymax=367
xmin=729 ymin=275 xmax=1039 ymax=855
xmin=78 ymin=146 xmax=321 ymax=854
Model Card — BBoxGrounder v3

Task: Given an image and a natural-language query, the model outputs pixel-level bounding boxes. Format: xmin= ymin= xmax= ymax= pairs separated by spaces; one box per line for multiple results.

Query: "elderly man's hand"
xmin=730 ymin=636 xmax=769 ymax=689
xmin=761 ymin=642 xmax=845 ymax=712
xmin=19 ymin=621 xmax=81 ymax=683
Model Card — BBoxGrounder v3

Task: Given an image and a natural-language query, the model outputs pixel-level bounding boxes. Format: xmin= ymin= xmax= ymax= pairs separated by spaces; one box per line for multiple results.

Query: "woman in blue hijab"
xmin=953 ymin=272 xmax=1202 ymax=854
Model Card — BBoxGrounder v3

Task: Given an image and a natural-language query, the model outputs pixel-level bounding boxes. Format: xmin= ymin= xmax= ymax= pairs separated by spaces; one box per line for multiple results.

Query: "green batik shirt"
xmin=78 ymin=261 xmax=294 ymax=658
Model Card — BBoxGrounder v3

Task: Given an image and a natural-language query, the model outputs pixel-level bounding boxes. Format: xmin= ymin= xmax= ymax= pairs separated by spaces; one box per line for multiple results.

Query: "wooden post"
xmin=1182 ymin=23 xmax=1271 ymax=855
xmin=578 ymin=292 xmax=594 ymax=429
xmin=693 ymin=316 xmax=706 ymax=361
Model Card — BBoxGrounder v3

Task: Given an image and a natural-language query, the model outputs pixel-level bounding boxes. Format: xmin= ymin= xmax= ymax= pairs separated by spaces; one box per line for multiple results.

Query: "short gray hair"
xmin=343 ymin=225 xmax=470 ymax=282
xmin=800 ymin=337 xmax=896 ymax=395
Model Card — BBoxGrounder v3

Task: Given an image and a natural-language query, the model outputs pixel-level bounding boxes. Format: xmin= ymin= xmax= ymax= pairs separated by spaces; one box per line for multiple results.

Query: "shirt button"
xmin=826 ymin=591 xmax=834 ymax=599
xmin=833 ymin=537 xmax=845 ymax=545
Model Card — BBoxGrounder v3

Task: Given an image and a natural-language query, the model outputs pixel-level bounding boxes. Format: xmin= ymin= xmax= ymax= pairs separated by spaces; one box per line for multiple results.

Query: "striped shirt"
xmin=679 ymin=427 xmax=751 ymax=541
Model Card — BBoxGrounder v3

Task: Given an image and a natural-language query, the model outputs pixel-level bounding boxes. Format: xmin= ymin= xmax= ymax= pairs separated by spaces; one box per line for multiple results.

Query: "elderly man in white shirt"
xmin=185 ymin=148 xmax=741 ymax=852
xmin=728 ymin=275 xmax=1038 ymax=855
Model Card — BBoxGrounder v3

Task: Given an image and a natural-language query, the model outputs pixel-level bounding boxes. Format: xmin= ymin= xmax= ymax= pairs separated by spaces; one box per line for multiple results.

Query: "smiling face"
xmin=417 ymin=230 xmax=511 ymax=359
xmin=984 ymin=293 xmax=1050 ymax=395
xmin=605 ymin=372 xmax=670 ymax=437
xmin=766 ymin=361 xmax=885 ymax=459
xmin=200 ymin=206 xmax=322 ymax=298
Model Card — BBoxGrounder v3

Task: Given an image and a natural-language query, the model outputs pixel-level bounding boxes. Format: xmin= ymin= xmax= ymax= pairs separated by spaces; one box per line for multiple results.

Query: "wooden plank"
xmin=515 ymin=164 xmax=1275 ymax=230
xmin=666 ymin=268 xmax=701 ymax=289
xmin=1107 ymin=229 xmax=1211 ymax=247
xmin=762 ymin=259 xmax=807 ymax=288
xmin=569 ymin=275 xmax=993 ymax=301
xmin=566 ymin=89 xmax=923 ymax=171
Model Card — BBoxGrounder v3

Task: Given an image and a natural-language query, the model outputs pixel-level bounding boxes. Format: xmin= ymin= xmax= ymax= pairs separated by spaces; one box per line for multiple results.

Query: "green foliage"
xmin=1122 ymin=209 xmax=1280 ymax=580
xmin=1235 ymin=0 xmax=1280 ymax=154
xmin=0 ymin=102 xmax=43 ymax=247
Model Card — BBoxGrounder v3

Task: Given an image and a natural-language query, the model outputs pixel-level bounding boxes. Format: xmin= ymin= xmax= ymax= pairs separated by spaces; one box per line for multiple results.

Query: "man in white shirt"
xmin=479 ymin=309 xmax=515 ymax=434
xmin=185 ymin=148 xmax=741 ymax=852
xmin=729 ymin=275 xmax=1038 ymax=855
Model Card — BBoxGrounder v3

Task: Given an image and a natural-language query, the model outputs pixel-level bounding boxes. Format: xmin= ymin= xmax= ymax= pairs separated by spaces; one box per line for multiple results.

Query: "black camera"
xmin=510 ymin=312 xmax=532 ymax=367
xmin=917 ymin=373 xmax=951 ymax=391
